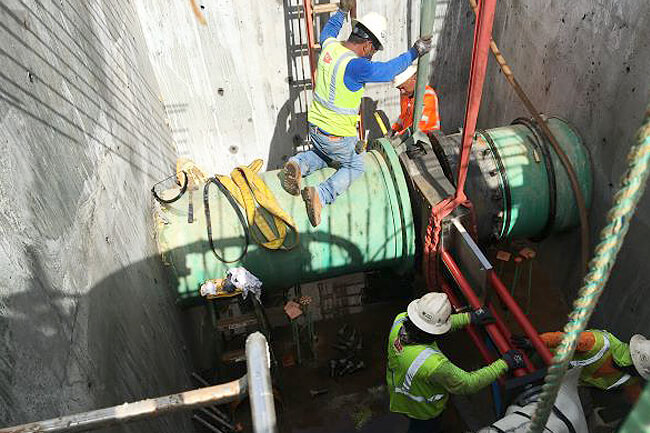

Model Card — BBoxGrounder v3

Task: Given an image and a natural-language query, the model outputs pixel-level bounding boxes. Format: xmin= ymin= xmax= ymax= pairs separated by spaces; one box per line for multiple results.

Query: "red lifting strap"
xmin=423 ymin=0 xmax=498 ymax=290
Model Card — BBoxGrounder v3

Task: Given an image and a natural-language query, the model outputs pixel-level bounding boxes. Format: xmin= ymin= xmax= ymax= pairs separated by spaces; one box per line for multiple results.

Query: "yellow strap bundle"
xmin=215 ymin=159 xmax=299 ymax=250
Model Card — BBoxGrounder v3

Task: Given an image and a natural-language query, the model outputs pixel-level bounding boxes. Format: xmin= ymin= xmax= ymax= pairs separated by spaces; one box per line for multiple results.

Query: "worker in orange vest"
xmin=390 ymin=64 xmax=441 ymax=136
xmin=514 ymin=330 xmax=649 ymax=406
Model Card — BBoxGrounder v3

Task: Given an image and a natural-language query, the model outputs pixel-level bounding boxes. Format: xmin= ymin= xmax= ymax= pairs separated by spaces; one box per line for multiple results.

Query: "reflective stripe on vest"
xmin=394 ymin=348 xmax=446 ymax=403
xmin=391 ymin=316 xmax=407 ymax=333
xmin=322 ymin=38 xmax=337 ymax=50
xmin=312 ymin=50 xmax=358 ymax=115
xmin=570 ymin=333 xmax=610 ymax=367
xmin=606 ymin=373 xmax=631 ymax=390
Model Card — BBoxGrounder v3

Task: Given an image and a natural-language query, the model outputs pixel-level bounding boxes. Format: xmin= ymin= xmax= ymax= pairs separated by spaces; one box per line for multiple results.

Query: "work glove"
xmin=511 ymin=335 xmax=533 ymax=352
xmin=412 ymin=35 xmax=433 ymax=57
xmin=339 ymin=0 xmax=355 ymax=13
xmin=469 ymin=307 xmax=495 ymax=326
xmin=502 ymin=349 xmax=526 ymax=370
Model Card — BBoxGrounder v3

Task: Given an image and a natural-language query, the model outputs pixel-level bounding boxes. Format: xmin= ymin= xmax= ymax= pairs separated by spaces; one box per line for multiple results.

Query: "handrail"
xmin=0 ymin=332 xmax=276 ymax=433
xmin=246 ymin=332 xmax=278 ymax=433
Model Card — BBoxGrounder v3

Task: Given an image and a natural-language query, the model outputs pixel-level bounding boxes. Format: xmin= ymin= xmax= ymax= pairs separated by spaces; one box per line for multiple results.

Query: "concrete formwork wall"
xmin=0 ymin=1 xmax=191 ymax=431
xmin=136 ymin=0 xmax=421 ymax=173
xmin=431 ymin=0 xmax=650 ymax=336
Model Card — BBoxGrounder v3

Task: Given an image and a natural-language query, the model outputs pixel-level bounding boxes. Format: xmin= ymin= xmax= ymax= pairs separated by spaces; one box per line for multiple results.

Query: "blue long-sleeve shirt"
xmin=320 ymin=10 xmax=417 ymax=91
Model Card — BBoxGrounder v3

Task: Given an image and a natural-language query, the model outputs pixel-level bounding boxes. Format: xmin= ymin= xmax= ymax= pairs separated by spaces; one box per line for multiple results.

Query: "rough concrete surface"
xmin=0 ymin=1 xmax=192 ymax=431
xmin=430 ymin=0 xmax=650 ymax=338
xmin=135 ymin=0 xmax=422 ymax=173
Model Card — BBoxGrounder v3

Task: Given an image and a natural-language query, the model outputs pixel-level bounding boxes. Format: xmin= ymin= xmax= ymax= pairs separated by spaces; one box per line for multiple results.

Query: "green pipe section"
xmin=434 ymin=117 xmax=592 ymax=241
xmin=413 ymin=0 xmax=437 ymax=130
xmin=488 ymin=117 xmax=592 ymax=239
xmin=156 ymin=139 xmax=415 ymax=306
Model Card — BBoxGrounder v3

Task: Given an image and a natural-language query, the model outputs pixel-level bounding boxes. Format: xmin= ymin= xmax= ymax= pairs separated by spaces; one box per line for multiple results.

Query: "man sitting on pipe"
xmin=387 ymin=292 xmax=526 ymax=433
xmin=390 ymin=64 xmax=441 ymax=136
xmin=282 ymin=0 xmax=432 ymax=227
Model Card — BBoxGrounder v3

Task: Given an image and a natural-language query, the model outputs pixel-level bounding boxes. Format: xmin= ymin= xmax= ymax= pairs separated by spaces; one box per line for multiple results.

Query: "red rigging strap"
xmin=423 ymin=0 xmax=498 ymax=291
xmin=455 ymin=0 xmax=497 ymax=199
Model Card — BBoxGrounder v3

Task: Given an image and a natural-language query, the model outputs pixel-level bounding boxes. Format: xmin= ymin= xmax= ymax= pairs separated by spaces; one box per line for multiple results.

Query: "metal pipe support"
xmin=246 ymin=332 xmax=278 ymax=433
xmin=0 ymin=377 xmax=248 ymax=433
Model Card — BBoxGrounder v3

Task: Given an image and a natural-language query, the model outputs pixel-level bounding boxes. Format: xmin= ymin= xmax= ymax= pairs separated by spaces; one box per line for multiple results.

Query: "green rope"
xmin=527 ymin=105 xmax=650 ymax=433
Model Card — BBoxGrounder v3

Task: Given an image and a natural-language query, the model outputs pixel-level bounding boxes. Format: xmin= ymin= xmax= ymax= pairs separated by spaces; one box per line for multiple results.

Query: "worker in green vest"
xmin=515 ymin=330 xmax=649 ymax=400
xmin=282 ymin=0 xmax=433 ymax=227
xmin=387 ymin=292 xmax=526 ymax=433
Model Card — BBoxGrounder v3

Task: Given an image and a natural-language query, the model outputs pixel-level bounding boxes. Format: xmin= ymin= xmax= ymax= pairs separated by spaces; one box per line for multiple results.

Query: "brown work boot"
xmin=301 ymin=187 xmax=322 ymax=227
xmin=282 ymin=160 xmax=301 ymax=196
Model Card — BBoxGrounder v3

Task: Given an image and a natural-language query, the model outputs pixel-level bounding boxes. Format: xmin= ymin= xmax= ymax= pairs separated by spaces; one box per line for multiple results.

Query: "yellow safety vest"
xmin=308 ymin=38 xmax=364 ymax=137
xmin=386 ymin=313 xmax=449 ymax=420
xmin=569 ymin=330 xmax=634 ymax=390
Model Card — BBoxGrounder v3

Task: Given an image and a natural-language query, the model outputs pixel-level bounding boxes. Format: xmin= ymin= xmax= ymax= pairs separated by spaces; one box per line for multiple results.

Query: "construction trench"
xmin=0 ymin=1 xmax=649 ymax=433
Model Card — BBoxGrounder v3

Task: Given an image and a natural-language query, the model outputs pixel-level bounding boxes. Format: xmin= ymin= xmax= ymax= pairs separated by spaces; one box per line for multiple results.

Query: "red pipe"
xmin=488 ymin=271 xmax=554 ymax=365
xmin=487 ymin=300 xmax=536 ymax=372
xmin=441 ymin=249 xmax=527 ymax=377
xmin=439 ymin=280 xmax=496 ymax=363
xmin=487 ymin=301 xmax=512 ymax=339
xmin=439 ymin=280 xmax=505 ymax=385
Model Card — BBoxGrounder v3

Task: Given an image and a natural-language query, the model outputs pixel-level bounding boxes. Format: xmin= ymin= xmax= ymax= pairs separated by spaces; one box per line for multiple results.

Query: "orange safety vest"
xmin=391 ymin=85 xmax=441 ymax=134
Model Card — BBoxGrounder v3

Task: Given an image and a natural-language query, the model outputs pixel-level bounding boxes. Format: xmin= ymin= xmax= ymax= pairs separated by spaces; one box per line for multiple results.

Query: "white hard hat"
xmin=352 ymin=12 xmax=387 ymax=50
xmin=630 ymin=334 xmax=650 ymax=380
xmin=393 ymin=64 xmax=417 ymax=87
xmin=407 ymin=292 xmax=452 ymax=335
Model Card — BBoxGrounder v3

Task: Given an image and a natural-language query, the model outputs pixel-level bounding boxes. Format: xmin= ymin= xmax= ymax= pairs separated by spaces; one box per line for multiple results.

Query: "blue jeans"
xmin=289 ymin=125 xmax=365 ymax=205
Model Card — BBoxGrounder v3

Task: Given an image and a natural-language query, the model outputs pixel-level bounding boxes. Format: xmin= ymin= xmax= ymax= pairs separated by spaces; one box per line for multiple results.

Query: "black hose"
xmin=151 ymin=171 xmax=189 ymax=204
xmin=203 ymin=177 xmax=250 ymax=263
xmin=480 ymin=129 xmax=512 ymax=240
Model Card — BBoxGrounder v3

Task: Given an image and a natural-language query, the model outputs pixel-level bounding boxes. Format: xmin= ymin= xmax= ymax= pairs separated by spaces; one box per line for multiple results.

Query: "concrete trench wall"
xmin=0 ymin=1 xmax=191 ymax=431
xmin=430 ymin=0 xmax=650 ymax=337
xmin=135 ymin=0 xmax=422 ymax=173
xmin=1 ymin=0 xmax=649 ymax=429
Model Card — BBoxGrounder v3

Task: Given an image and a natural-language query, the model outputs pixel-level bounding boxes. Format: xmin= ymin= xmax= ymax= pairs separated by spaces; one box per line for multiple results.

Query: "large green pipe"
xmin=156 ymin=140 xmax=415 ymax=305
xmin=431 ymin=117 xmax=592 ymax=241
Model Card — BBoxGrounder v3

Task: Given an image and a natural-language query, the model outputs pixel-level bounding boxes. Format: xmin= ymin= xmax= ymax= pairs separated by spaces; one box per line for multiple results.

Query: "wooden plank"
xmin=312 ymin=3 xmax=339 ymax=14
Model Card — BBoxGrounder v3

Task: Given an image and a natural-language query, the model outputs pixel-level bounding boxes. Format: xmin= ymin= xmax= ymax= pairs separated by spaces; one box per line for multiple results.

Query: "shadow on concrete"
xmin=267 ymin=0 xmax=313 ymax=170
xmin=429 ymin=0 xmax=475 ymax=134
xmin=0 ymin=244 xmax=195 ymax=432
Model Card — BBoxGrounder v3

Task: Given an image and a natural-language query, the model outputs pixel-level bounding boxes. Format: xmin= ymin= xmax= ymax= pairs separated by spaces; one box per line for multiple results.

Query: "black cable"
xmin=480 ymin=129 xmax=512 ymax=241
xmin=151 ymin=171 xmax=188 ymax=204
xmin=512 ymin=117 xmax=557 ymax=241
xmin=552 ymin=405 xmax=577 ymax=433
xmin=203 ymin=177 xmax=250 ymax=263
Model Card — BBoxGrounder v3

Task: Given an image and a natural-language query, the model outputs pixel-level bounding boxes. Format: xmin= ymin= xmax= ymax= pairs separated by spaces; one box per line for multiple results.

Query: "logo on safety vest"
xmin=323 ymin=52 xmax=332 ymax=64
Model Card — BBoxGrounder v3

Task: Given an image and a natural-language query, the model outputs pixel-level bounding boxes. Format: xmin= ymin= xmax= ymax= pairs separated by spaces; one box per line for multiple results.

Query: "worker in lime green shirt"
xmin=514 ymin=330 xmax=649 ymax=401
xmin=387 ymin=292 xmax=525 ymax=433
